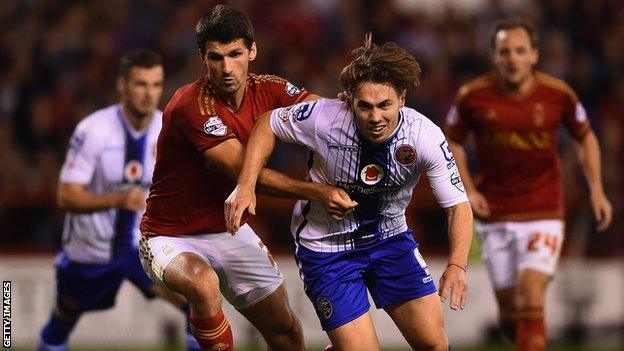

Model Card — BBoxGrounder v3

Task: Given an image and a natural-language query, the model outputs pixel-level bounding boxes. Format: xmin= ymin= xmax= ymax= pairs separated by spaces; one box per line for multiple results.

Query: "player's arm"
xmin=57 ymin=182 xmax=145 ymax=212
xmin=572 ymin=130 xmax=612 ymax=231
xmin=448 ymin=140 xmax=490 ymax=218
xmin=439 ymin=201 xmax=473 ymax=310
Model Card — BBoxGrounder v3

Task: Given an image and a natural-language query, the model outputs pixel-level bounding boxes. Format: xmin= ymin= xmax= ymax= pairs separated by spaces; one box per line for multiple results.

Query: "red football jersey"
xmin=141 ymin=74 xmax=309 ymax=236
xmin=445 ymin=72 xmax=590 ymax=222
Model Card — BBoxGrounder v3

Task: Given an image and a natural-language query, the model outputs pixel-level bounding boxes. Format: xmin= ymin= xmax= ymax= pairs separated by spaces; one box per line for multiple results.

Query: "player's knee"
xmin=165 ymin=255 xmax=221 ymax=310
xmin=422 ymin=336 xmax=449 ymax=351
xmin=266 ymin=314 xmax=304 ymax=351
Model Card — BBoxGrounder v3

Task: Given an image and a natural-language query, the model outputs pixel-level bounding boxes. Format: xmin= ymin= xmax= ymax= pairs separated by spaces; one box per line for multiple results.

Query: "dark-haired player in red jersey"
xmin=445 ymin=18 xmax=612 ymax=351
xmin=139 ymin=5 xmax=356 ymax=351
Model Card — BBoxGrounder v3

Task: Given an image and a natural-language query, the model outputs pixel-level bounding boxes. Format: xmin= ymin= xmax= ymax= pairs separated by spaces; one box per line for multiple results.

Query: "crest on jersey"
xmin=285 ymin=81 xmax=301 ymax=96
xmin=450 ymin=170 xmax=465 ymax=193
xmin=394 ymin=144 xmax=417 ymax=166
xmin=360 ymin=164 xmax=384 ymax=185
xmin=277 ymin=106 xmax=293 ymax=123
xmin=203 ymin=116 xmax=227 ymax=136
xmin=315 ymin=296 xmax=333 ymax=319
xmin=124 ymin=160 xmax=143 ymax=183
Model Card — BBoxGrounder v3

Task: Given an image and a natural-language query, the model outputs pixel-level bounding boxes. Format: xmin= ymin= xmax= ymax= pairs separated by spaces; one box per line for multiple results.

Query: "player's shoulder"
xmin=166 ymin=77 xmax=209 ymax=117
xmin=455 ymin=72 xmax=496 ymax=105
xmin=248 ymin=73 xmax=288 ymax=86
xmin=400 ymin=107 xmax=444 ymax=143
xmin=535 ymin=71 xmax=578 ymax=101
xmin=74 ymin=104 xmax=119 ymax=137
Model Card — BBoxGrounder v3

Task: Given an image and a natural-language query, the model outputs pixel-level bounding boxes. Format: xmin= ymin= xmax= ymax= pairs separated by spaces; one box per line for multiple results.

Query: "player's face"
xmin=118 ymin=66 xmax=164 ymax=117
xmin=492 ymin=27 xmax=538 ymax=89
xmin=203 ymin=39 xmax=257 ymax=96
xmin=351 ymin=82 xmax=405 ymax=144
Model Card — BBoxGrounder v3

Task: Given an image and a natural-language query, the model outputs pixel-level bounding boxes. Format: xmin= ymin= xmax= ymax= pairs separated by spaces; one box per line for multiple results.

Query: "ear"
xmin=249 ymin=42 xmax=257 ymax=61
xmin=399 ymin=89 xmax=407 ymax=107
xmin=116 ymin=76 xmax=125 ymax=95
xmin=531 ymin=47 xmax=539 ymax=66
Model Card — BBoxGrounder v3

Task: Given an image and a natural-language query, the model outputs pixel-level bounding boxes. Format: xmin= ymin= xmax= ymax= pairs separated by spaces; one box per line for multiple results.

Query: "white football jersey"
xmin=59 ymin=104 xmax=162 ymax=263
xmin=270 ymin=99 xmax=468 ymax=252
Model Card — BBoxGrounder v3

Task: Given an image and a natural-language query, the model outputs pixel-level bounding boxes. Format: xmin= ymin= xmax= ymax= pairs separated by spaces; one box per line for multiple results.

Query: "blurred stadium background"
xmin=0 ymin=0 xmax=623 ymax=350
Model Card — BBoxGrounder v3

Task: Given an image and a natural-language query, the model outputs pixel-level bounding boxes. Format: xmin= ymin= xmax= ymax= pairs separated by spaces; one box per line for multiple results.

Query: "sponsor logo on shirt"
xmin=203 ymin=116 xmax=227 ymax=136
xmin=315 ymin=296 xmax=333 ymax=319
xmin=292 ymin=101 xmax=317 ymax=122
xmin=439 ymin=140 xmax=456 ymax=169
xmin=124 ymin=160 xmax=143 ymax=183
xmin=360 ymin=164 xmax=384 ymax=185
xmin=285 ymin=82 xmax=301 ymax=96
xmin=394 ymin=144 xmax=417 ymax=166
xmin=450 ymin=170 xmax=465 ymax=193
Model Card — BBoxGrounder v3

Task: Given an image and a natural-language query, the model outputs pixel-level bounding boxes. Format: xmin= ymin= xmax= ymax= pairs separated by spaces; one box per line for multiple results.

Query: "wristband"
xmin=446 ymin=263 xmax=467 ymax=273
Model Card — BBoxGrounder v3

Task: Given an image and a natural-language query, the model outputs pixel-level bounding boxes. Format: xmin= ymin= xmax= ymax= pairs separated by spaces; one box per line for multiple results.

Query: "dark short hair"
xmin=118 ymin=48 xmax=162 ymax=78
xmin=195 ymin=4 xmax=254 ymax=57
xmin=340 ymin=33 xmax=421 ymax=97
xmin=489 ymin=18 xmax=538 ymax=50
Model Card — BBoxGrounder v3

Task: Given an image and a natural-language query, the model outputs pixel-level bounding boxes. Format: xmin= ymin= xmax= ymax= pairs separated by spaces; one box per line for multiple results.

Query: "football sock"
xmin=516 ymin=306 xmax=546 ymax=351
xmin=38 ymin=313 xmax=76 ymax=350
xmin=189 ymin=309 xmax=234 ymax=351
xmin=499 ymin=312 xmax=517 ymax=342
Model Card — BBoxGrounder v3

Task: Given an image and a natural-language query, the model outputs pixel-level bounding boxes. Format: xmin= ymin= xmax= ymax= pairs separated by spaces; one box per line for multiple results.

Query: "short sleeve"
xmin=59 ymin=122 xmax=102 ymax=184
xmin=269 ymin=100 xmax=320 ymax=150
xmin=175 ymin=108 xmax=235 ymax=154
xmin=273 ymin=79 xmax=309 ymax=107
xmin=563 ymin=97 xmax=590 ymax=140
xmin=417 ymin=123 xmax=469 ymax=208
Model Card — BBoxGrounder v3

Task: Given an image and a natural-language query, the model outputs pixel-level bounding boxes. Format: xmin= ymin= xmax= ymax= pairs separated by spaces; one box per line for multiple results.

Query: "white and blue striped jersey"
xmin=59 ymin=104 xmax=162 ymax=263
xmin=269 ymin=98 xmax=468 ymax=252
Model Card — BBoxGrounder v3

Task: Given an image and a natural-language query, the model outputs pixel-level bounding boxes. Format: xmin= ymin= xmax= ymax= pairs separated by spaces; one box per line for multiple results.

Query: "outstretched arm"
xmin=438 ymin=201 xmax=473 ymax=310
xmin=572 ymin=130 xmax=612 ymax=232
xmin=57 ymin=182 xmax=146 ymax=212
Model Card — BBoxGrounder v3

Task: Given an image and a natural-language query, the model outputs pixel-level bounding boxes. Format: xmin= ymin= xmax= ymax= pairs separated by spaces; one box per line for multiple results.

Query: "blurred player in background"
xmin=139 ymin=5 xmax=354 ymax=351
xmin=226 ymin=34 xmax=473 ymax=351
xmin=38 ymin=49 xmax=200 ymax=351
xmin=445 ymin=18 xmax=612 ymax=351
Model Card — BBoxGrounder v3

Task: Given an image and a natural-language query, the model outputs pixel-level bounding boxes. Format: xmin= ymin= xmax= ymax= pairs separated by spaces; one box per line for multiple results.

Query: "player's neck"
xmin=121 ymin=105 xmax=152 ymax=132
xmin=219 ymin=86 xmax=246 ymax=111
xmin=500 ymin=73 xmax=536 ymax=96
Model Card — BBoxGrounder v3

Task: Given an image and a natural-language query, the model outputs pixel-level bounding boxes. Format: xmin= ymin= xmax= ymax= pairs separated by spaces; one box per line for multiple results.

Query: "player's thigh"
xmin=513 ymin=220 xmax=564 ymax=280
xmin=384 ymin=292 xmax=448 ymax=350
xmin=55 ymin=254 xmax=125 ymax=314
xmin=476 ymin=221 xmax=517 ymax=289
xmin=139 ymin=235 xmax=220 ymax=302
xmin=326 ymin=312 xmax=379 ymax=351
xmin=295 ymin=243 xmax=371 ymax=332
xmin=366 ymin=231 xmax=437 ymax=310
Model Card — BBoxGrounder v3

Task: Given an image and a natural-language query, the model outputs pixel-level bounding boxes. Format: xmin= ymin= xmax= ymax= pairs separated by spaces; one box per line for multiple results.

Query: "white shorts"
xmin=476 ymin=219 xmax=564 ymax=289
xmin=139 ymin=224 xmax=283 ymax=309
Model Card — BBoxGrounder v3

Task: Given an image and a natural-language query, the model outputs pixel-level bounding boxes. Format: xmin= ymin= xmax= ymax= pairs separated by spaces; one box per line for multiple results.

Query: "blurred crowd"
xmin=0 ymin=0 xmax=622 ymax=255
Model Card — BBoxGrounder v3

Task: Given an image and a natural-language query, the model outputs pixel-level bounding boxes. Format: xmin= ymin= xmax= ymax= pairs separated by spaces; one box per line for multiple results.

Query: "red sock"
xmin=516 ymin=307 xmax=546 ymax=351
xmin=189 ymin=309 xmax=234 ymax=351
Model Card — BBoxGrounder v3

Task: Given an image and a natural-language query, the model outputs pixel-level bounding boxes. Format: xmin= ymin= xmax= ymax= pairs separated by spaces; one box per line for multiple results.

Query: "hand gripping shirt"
xmin=269 ymin=99 xmax=468 ymax=252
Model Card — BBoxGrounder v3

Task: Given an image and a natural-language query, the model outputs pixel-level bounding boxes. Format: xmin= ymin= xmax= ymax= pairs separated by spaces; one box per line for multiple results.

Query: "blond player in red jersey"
xmin=445 ymin=18 xmax=612 ymax=351
xmin=139 ymin=5 xmax=355 ymax=351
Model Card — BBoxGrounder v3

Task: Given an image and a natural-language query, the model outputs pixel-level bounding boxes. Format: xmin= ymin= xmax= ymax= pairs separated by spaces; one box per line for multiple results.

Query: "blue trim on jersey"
xmin=112 ymin=107 xmax=147 ymax=259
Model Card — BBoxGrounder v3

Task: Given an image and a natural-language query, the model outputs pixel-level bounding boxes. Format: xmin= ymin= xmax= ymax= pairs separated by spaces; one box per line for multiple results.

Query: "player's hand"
xmin=467 ymin=190 xmax=490 ymax=218
xmin=590 ymin=190 xmax=612 ymax=232
xmin=118 ymin=187 xmax=147 ymax=211
xmin=225 ymin=185 xmax=256 ymax=235
xmin=438 ymin=263 xmax=468 ymax=310
xmin=315 ymin=184 xmax=358 ymax=220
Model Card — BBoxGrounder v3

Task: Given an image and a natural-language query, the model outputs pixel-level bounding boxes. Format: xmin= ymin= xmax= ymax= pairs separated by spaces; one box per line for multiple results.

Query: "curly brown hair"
xmin=340 ymin=33 xmax=421 ymax=97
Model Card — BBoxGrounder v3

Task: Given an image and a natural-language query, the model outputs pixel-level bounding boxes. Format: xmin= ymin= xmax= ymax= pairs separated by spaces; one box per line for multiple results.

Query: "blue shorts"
xmin=55 ymin=249 xmax=155 ymax=313
xmin=295 ymin=230 xmax=437 ymax=331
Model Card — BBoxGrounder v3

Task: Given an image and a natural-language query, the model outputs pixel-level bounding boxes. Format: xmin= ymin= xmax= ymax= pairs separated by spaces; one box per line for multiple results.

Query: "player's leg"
xmin=325 ymin=312 xmax=380 ymax=351
xmin=237 ymin=284 xmax=304 ymax=351
xmin=127 ymin=249 xmax=200 ymax=351
xmin=140 ymin=235 xmax=233 ymax=351
xmin=213 ymin=225 xmax=304 ymax=351
xmin=368 ymin=231 xmax=445 ymax=349
xmin=384 ymin=293 xmax=448 ymax=350
xmin=513 ymin=220 xmax=564 ymax=351
xmin=295 ymin=234 xmax=379 ymax=351
xmin=476 ymin=221 xmax=518 ymax=342
xmin=39 ymin=254 xmax=124 ymax=351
